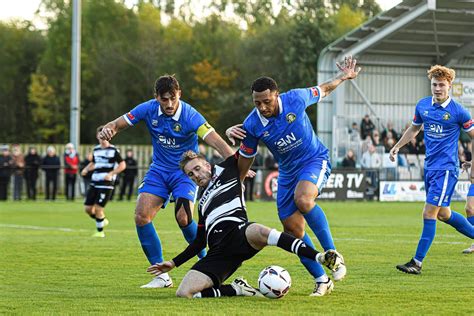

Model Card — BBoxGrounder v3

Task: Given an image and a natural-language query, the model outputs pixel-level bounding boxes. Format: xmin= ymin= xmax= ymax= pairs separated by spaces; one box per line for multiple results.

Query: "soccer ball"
xmin=257 ymin=265 xmax=291 ymax=299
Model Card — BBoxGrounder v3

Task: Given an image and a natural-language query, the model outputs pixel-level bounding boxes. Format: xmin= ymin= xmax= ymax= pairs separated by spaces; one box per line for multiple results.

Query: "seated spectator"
xmin=349 ymin=122 xmax=360 ymax=142
xmin=384 ymin=137 xmax=396 ymax=154
xmin=371 ymin=130 xmax=382 ymax=148
xmin=360 ymin=114 xmax=375 ymax=140
xmin=342 ymin=149 xmax=356 ymax=168
xmin=381 ymin=121 xmax=398 ymax=143
xmin=360 ymin=144 xmax=382 ymax=169
xmin=406 ymin=138 xmax=418 ymax=154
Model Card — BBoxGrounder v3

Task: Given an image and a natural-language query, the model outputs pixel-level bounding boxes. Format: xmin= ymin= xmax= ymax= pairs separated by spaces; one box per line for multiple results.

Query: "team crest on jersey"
xmin=286 ymin=113 xmax=296 ymax=123
xmin=173 ymin=123 xmax=182 ymax=132
xmin=442 ymin=112 xmax=451 ymax=121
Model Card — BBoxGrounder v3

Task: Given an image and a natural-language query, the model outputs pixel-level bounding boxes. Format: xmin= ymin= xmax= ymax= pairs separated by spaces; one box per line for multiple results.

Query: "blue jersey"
xmin=412 ymin=96 xmax=473 ymax=171
xmin=239 ymin=86 xmax=328 ymax=176
xmin=123 ymin=99 xmax=214 ymax=171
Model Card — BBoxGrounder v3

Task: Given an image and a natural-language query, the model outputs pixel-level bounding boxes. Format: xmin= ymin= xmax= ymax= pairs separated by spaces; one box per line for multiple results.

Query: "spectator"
xmin=341 ymin=149 xmax=357 ymax=168
xmin=11 ymin=144 xmax=25 ymax=200
xmin=79 ymin=152 xmax=93 ymax=196
xmin=361 ymin=144 xmax=382 ymax=169
xmin=360 ymin=114 xmax=375 ymax=140
xmin=24 ymin=147 xmax=41 ymax=200
xmin=383 ymin=132 xmax=396 ymax=153
xmin=406 ymin=138 xmax=419 ymax=154
xmin=42 ymin=146 xmax=60 ymax=201
xmin=198 ymin=143 xmax=209 ymax=160
xmin=64 ymin=143 xmax=80 ymax=201
xmin=0 ymin=146 xmax=13 ymax=201
xmin=119 ymin=149 xmax=138 ymax=201
xmin=264 ymin=152 xmax=278 ymax=171
xmin=381 ymin=121 xmax=398 ymax=143
xmin=371 ymin=130 xmax=382 ymax=148
xmin=349 ymin=122 xmax=360 ymax=142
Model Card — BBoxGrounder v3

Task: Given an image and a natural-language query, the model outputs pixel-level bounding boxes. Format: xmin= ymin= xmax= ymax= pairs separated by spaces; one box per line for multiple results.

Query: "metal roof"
xmin=320 ymin=0 xmax=474 ymax=67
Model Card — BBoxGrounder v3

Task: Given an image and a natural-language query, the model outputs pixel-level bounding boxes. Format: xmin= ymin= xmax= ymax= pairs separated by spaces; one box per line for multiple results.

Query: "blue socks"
xmin=414 ymin=219 xmax=436 ymax=263
xmin=445 ymin=211 xmax=474 ymax=238
xmin=303 ymin=205 xmax=335 ymax=250
xmin=137 ymin=222 xmax=163 ymax=265
xmin=181 ymin=220 xmax=206 ymax=259
xmin=299 ymin=232 xmax=326 ymax=278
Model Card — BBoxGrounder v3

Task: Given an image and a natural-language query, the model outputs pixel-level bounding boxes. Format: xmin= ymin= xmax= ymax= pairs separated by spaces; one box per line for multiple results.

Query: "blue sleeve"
xmin=188 ymin=108 xmax=207 ymax=132
xmin=459 ymin=106 xmax=474 ymax=132
xmin=290 ymin=87 xmax=322 ymax=109
xmin=239 ymin=120 xmax=259 ymax=158
xmin=412 ymin=103 xmax=423 ymax=126
xmin=122 ymin=102 xmax=150 ymax=126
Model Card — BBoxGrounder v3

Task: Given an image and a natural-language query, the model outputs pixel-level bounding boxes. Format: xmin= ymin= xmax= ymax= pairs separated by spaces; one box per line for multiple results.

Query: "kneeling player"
xmin=81 ymin=126 xmax=126 ymax=237
xmin=147 ymin=151 xmax=344 ymax=298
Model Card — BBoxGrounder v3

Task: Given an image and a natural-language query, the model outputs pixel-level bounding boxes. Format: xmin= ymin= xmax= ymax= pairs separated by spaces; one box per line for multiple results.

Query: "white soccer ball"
xmin=258 ymin=265 xmax=291 ymax=299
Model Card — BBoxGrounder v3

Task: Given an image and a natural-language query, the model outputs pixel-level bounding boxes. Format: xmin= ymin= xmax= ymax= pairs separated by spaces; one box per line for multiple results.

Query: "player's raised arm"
xmin=318 ymin=55 xmax=361 ymax=98
xmin=389 ymin=124 xmax=422 ymax=162
xmin=98 ymin=116 xmax=129 ymax=141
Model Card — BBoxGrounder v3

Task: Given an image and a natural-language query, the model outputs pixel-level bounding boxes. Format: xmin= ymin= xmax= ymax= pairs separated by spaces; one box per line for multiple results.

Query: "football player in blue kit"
xmin=389 ymin=65 xmax=474 ymax=274
xmin=226 ymin=55 xmax=361 ymax=296
xmin=98 ymin=75 xmax=235 ymax=288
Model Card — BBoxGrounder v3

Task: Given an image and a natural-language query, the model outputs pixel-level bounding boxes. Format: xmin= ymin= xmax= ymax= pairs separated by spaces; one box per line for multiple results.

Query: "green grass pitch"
xmin=0 ymin=200 xmax=472 ymax=314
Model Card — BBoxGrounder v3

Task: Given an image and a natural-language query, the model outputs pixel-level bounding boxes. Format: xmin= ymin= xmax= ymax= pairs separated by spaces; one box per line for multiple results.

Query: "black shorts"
xmin=84 ymin=186 xmax=112 ymax=207
xmin=191 ymin=222 xmax=259 ymax=287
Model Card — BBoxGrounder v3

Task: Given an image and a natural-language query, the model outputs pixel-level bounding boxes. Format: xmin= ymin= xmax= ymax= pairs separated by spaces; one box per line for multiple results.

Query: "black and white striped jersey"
xmin=91 ymin=144 xmax=123 ymax=189
xmin=197 ymin=153 xmax=248 ymax=248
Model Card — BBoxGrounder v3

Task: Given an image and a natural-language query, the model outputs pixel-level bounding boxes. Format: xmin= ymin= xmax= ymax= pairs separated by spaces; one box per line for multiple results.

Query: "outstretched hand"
xmin=226 ymin=124 xmax=246 ymax=146
xmin=146 ymin=261 xmax=176 ymax=276
xmin=336 ymin=55 xmax=361 ymax=81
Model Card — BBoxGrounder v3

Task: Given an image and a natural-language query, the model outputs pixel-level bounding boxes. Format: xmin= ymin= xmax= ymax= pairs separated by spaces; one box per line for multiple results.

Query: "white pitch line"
xmin=0 ymin=224 xmax=469 ymax=245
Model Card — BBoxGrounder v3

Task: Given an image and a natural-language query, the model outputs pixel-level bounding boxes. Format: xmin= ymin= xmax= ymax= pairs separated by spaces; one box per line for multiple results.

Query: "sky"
xmin=0 ymin=0 xmax=403 ymax=27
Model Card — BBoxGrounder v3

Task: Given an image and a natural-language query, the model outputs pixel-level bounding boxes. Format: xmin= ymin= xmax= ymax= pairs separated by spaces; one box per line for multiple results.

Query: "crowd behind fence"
xmin=1 ymin=112 xmax=471 ymax=202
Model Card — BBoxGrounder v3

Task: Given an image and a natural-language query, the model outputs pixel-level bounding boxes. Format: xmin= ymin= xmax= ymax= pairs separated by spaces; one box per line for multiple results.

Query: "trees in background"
xmin=0 ymin=0 xmax=380 ymax=144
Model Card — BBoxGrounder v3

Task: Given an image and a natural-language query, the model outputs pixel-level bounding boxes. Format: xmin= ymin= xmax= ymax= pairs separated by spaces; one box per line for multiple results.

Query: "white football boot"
xmin=462 ymin=244 xmax=474 ymax=254
xmin=231 ymin=277 xmax=264 ymax=297
xmin=140 ymin=273 xmax=173 ymax=288
xmin=310 ymin=279 xmax=334 ymax=297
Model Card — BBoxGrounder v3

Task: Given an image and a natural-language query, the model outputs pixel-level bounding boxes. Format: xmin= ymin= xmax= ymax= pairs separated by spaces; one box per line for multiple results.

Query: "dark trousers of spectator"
xmin=13 ymin=175 xmax=23 ymax=200
xmin=65 ymin=174 xmax=76 ymax=201
xmin=25 ymin=175 xmax=38 ymax=200
xmin=119 ymin=176 xmax=136 ymax=201
xmin=244 ymin=177 xmax=255 ymax=201
xmin=45 ymin=175 xmax=58 ymax=200
xmin=0 ymin=178 xmax=10 ymax=200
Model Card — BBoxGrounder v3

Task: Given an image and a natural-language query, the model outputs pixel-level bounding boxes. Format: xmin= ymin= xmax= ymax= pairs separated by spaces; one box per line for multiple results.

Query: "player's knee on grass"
xmin=175 ymin=198 xmax=193 ymax=227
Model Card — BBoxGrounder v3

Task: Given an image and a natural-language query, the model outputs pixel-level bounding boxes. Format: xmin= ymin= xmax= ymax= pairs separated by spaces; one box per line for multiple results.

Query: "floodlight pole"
xmin=69 ymin=0 xmax=81 ymax=148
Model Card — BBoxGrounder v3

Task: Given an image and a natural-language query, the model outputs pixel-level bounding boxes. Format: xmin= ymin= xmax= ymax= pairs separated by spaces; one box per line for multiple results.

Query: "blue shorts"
xmin=424 ymin=169 xmax=458 ymax=207
xmin=138 ymin=167 xmax=197 ymax=208
xmin=277 ymin=159 xmax=331 ymax=220
xmin=468 ymin=183 xmax=474 ymax=197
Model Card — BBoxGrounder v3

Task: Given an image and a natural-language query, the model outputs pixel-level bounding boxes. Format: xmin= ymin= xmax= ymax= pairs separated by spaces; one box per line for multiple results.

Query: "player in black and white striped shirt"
xmin=81 ymin=126 xmax=126 ymax=238
xmin=147 ymin=150 xmax=344 ymax=298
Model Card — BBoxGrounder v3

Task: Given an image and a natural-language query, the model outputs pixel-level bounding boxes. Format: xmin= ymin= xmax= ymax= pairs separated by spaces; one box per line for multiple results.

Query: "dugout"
xmin=317 ymin=0 xmax=474 ymax=164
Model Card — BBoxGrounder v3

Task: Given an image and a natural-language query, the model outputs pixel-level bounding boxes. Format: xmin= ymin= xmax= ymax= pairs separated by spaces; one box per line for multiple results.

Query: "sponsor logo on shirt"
xmin=152 ymin=120 xmax=158 ymax=126
xmin=423 ymin=110 xmax=429 ymax=116
xmin=263 ymin=131 xmax=270 ymax=137
xmin=157 ymin=134 xmax=178 ymax=148
xmin=127 ymin=112 xmax=135 ymax=121
xmin=310 ymin=87 xmax=319 ymax=97
xmin=428 ymin=124 xmax=443 ymax=133
xmin=240 ymin=143 xmax=254 ymax=155
xmin=173 ymin=122 xmax=182 ymax=132
xmin=286 ymin=113 xmax=296 ymax=123
xmin=442 ymin=112 xmax=451 ymax=121
xmin=463 ymin=119 xmax=474 ymax=129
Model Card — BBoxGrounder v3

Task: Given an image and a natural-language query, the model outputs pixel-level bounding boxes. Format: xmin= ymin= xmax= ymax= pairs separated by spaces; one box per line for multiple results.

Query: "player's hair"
xmin=251 ymin=77 xmax=278 ymax=93
xmin=154 ymin=75 xmax=180 ymax=97
xmin=427 ymin=65 xmax=455 ymax=83
xmin=96 ymin=125 xmax=104 ymax=134
xmin=179 ymin=150 xmax=207 ymax=171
